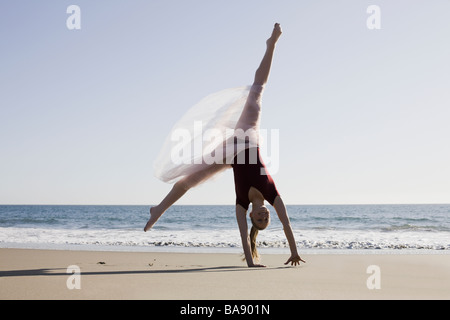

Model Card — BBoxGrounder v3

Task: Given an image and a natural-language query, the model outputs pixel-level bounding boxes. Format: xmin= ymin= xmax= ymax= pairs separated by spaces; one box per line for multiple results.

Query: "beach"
xmin=0 ymin=248 xmax=449 ymax=300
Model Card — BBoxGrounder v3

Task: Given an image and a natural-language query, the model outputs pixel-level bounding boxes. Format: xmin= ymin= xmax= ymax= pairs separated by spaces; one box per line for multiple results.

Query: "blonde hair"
xmin=250 ymin=217 xmax=264 ymax=261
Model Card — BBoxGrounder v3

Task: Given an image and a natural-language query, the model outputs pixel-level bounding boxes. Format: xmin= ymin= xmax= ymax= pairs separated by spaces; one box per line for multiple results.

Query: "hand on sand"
xmin=284 ymin=254 xmax=306 ymax=266
xmin=248 ymin=263 xmax=266 ymax=268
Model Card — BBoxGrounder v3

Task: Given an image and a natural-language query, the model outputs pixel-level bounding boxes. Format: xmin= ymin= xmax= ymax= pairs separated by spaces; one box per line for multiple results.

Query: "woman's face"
xmin=250 ymin=206 xmax=270 ymax=230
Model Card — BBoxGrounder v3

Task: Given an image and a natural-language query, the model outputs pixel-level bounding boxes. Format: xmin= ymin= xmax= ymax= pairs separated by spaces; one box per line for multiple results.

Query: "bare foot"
xmin=267 ymin=23 xmax=282 ymax=47
xmin=144 ymin=206 xmax=163 ymax=232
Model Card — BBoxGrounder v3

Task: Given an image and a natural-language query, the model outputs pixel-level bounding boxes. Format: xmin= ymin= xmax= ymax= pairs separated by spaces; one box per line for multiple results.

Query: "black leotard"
xmin=231 ymin=147 xmax=279 ymax=210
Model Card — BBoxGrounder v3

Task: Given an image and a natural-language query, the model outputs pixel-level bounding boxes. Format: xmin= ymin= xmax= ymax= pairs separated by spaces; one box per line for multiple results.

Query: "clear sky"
xmin=1 ymin=0 xmax=450 ymax=205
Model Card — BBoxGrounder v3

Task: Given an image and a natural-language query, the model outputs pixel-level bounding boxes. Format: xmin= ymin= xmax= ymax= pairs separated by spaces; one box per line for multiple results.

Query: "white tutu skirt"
xmin=154 ymin=85 xmax=264 ymax=183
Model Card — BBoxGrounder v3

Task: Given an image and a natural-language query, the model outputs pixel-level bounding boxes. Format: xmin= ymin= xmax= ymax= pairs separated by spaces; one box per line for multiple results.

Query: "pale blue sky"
xmin=1 ymin=1 xmax=450 ymax=205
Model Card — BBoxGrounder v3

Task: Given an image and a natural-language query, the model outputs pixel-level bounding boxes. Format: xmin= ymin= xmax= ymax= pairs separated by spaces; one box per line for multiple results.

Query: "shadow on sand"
xmin=0 ymin=265 xmax=289 ymax=278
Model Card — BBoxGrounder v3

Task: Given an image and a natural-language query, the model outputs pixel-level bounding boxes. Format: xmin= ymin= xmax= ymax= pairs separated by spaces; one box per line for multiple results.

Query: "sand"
xmin=0 ymin=248 xmax=449 ymax=300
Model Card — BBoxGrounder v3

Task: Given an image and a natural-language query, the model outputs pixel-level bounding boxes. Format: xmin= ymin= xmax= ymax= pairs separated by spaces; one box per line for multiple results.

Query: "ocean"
xmin=0 ymin=204 xmax=449 ymax=253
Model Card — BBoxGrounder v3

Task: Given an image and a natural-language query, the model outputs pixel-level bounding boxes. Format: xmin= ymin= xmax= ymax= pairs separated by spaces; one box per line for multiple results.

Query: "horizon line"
xmin=1 ymin=203 xmax=449 ymax=206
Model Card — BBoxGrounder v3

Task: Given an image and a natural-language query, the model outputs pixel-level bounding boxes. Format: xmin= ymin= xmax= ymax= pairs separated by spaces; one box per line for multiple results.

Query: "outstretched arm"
xmin=236 ymin=205 xmax=265 ymax=267
xmin=272 ymin=196 xmax=306 ymax=266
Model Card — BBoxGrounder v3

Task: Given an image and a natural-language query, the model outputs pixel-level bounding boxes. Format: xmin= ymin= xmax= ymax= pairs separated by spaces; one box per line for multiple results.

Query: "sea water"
xmin=0 ymin=204 xmax=449 ymax=253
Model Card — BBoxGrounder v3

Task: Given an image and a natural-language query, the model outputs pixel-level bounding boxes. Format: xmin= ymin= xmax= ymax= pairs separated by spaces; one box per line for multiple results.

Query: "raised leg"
xmin=235 ymin=23 xmax=283 ymax=133
xmin=253 ymin=23 xmax=282 ymax=86
xmin=144 ymin=164 xmax=230 ymax=231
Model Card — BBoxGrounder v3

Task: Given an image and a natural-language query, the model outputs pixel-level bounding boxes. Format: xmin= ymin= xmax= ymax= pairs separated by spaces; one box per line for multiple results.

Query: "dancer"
xmin=145 ymin=23 xmax=305 ymax=267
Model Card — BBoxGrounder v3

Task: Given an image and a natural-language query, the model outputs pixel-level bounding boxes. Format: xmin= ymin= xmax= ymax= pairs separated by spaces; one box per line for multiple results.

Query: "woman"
xmin=145 ymin=23 xmax=305 ymax=267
